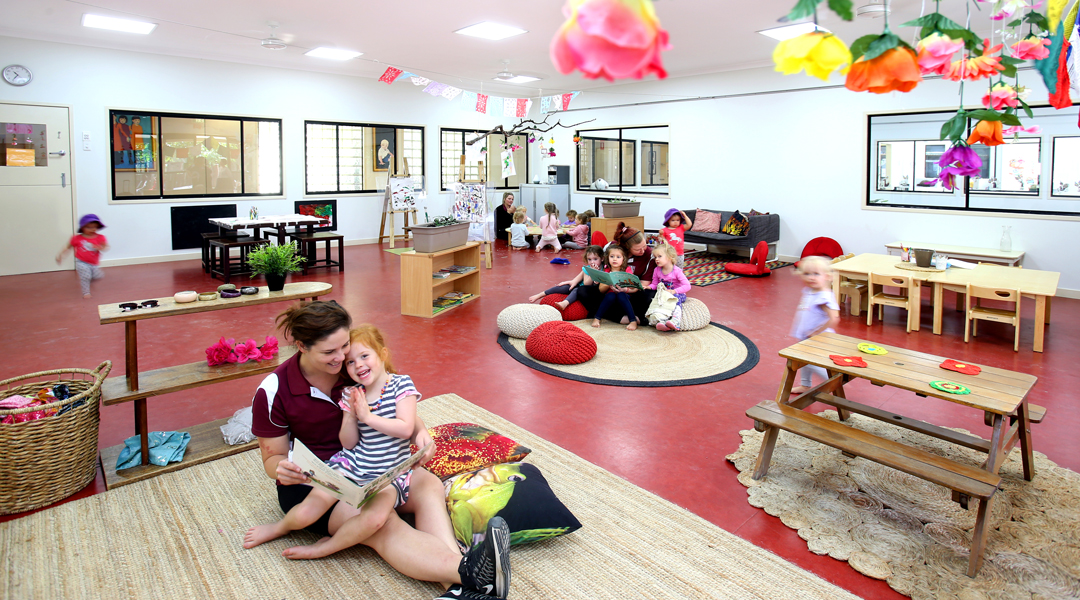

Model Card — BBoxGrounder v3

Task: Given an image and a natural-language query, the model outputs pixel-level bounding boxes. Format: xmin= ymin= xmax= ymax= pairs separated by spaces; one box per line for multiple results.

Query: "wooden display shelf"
xmin=102 ymin=347 xmax=298 ymax=405
xmin=400 ymin=242 xmax=481 ymax=318
xmin=101 ymin=416 xmax=258 ymax=489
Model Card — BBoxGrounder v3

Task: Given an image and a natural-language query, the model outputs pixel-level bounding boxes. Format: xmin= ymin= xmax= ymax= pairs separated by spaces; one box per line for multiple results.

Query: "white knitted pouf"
xmin=497 ymin=304 xmax=563 ymax=339
xmin=679 ymin=298 xmax=712 ymax=331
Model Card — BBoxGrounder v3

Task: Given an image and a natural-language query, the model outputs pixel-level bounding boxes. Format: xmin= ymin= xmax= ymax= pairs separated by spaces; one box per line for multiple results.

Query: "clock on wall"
xmin=3 ymin=65 xmax=33 ymax=86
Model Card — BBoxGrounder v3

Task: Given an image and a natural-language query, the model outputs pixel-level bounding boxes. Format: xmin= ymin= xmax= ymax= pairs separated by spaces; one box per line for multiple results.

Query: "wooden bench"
xmin=292 ymin=231 xmax=344 ymax=274
xmin=208 ymin=236 xmax=263 ymax=283
xmin=746 ymin=400 xmax=1000 ymax=577
xmin=200 ymin=231 xmax=239 ymax=274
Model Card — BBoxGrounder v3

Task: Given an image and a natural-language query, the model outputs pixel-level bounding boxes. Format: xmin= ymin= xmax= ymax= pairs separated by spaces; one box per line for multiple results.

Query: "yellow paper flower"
xmin=773 ymin=31 xmax=852 ymax=80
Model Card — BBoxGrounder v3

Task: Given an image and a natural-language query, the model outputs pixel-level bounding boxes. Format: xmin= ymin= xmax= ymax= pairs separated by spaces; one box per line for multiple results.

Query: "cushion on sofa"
xmin=690 ymin=209 xmax=721 ymax=233
xmin=525 ymin=321 xmax=597 ymax=365
xmin=721 ymin=211 xmax=750 ymax=236
xmin=497 ymin=304 xmax=562 ymax=339
xmin=540 ymin=293 xmax=590 ymax=321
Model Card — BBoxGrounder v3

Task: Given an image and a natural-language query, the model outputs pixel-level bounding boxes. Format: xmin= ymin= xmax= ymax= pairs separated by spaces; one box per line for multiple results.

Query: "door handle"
xmin=50 ymin=150 xmax=67 ymax=157
xmin=61 ymin=173 xmax=66 ymax=188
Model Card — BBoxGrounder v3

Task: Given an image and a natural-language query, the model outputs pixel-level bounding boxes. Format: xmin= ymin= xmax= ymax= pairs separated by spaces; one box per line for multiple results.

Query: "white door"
xmin=0 ymin=103 xmax=74 ymax=276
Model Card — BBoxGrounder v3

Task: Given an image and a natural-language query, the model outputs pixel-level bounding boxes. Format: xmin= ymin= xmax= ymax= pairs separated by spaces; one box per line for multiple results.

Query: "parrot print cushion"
xmin=418 ymin=423 xmax=532 ymax=479
xmin=443 ymin=462 xmax=581 ymax=552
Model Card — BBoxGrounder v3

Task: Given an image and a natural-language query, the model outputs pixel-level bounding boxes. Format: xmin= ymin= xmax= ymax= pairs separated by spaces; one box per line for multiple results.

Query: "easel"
xmin=379 ymin=158 xmax=417 ymax=249
xmin=457 ymin=155 xmax=492 ymax=268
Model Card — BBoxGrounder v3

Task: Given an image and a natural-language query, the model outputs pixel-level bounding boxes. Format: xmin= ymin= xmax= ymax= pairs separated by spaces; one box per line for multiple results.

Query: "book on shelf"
xmin=289 ymin=438 xmax=430 ymax=509
xmin=432 ymin=272 xmax=452 ymax=279
xmin=439 ymin=265 xmax=476 ymax=274
xmin=582 ymin=266 xmax=643 ymax=290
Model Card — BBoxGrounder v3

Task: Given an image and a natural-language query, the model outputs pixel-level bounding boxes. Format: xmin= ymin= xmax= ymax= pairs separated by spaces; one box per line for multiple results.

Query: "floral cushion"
xmin=690 ymin=209 xmax=721 ymax=233
xmin=747 ymin=209 xmax=770 ymax=216
xmin=444 ymin=462 xmax=581 ymax=552
xmin=721 ymin=210 xmax=750 ymax=236
xmin=418 ymin=423 xmax=532 ymax=479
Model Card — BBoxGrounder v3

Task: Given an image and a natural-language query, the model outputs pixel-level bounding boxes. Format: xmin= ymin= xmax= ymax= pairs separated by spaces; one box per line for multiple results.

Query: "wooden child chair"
xmin=830 ymin=254 xmax=867 ymax=316
xmin=867 ymin=272 xmax=917 ymax=332
xmin=964 ymin=284 xmax=1022 ymax=352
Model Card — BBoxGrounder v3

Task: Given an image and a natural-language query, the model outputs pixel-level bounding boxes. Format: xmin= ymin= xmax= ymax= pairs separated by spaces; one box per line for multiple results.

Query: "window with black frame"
xmin=576 ymin=125 xmax=668 ymax=195
xmin=304 ymin=121 xmax=424 ymax=195
xmin=110 ymin=110 xmax=282 ymax=201
xmin=439 ymin=128 xmax=528 ymax=190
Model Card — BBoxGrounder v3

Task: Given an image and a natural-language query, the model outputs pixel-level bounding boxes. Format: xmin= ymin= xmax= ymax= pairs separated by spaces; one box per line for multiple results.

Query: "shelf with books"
xmin=400 ymin=242 xmax=481 ymax=317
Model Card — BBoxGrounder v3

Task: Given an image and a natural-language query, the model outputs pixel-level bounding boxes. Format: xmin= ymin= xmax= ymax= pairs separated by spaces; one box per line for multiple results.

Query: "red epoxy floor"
xmin=2 ymin=242 xmax=1077 ymax=600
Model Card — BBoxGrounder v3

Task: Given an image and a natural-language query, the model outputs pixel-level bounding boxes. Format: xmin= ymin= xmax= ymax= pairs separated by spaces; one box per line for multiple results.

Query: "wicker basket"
xmin=0 ymin=361 xmax=110 ymax=515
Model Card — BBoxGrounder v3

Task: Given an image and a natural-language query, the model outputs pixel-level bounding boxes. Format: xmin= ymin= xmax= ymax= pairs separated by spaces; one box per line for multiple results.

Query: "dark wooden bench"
xmin=200 ymin=231 xmax=240 ymax=273
xmin=292 ymin=231 xmax=344 ymax=274
xmin=208 ymin=236 xmax=262 ymax=283
xmin=746 ymin=400 xmax=1001 ymax=577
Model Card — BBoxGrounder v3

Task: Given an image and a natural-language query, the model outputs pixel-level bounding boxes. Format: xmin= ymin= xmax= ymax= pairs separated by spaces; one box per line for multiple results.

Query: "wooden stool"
xmin=261 ymin=226 xmax=300 ymax=245
xmin=208 ymin=236 xmax=262 ymax=283
xmin=292 ymin=231 xmax=344 ymax=274
xmin=201 ymin=231 xmax=239 ymax=274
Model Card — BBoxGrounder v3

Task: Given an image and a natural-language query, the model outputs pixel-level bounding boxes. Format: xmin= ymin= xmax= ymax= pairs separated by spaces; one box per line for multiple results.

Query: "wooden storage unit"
xmin=98 ymin=282 xmax=332 ymax=489
xmin=590 ymin=216 xmax=644 ymax=244
xmin=400 ymin=242 xmax=481 ymax=318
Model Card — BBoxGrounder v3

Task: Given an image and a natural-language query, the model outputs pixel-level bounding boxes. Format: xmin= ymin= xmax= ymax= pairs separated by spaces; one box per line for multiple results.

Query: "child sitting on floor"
xmin=562 ymin=213 xmax=590 ymax=250
xmin=562 ymin=209 xmax=578 ymax=228
xmin=648 ymin=242 xmax=692 ymax=331
xmin=528 ymin=245 xmax=604 ymax=309
xmin=660 ymin=209 xmax=693 ymax=269
xmin=592 ymin=244 xmax=640 ymax=331
xmin=536 ymin=202 xmax=562 ymax=253
xmin=509 ymin=211 xmax=530 ymax=250
xmin=789 ymin=256 xmax=840 ymax=395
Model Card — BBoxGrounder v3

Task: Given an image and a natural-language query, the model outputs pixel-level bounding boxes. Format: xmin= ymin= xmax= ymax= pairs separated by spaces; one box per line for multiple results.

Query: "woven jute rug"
xmin=0 ymin=394 xmax=858 ymax=600
xmin=727 ymin=411 xmax=1080 ymax=600
xmin=682 ymin=252 xmax=795 ymax=287
xmin=499 ymin=322 xmax=758 ymax=386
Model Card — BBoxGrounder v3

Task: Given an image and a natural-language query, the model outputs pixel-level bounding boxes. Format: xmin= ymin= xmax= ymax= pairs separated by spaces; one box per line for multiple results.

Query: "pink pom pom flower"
xmin=550 ymin=0 xmax=671 ymax=81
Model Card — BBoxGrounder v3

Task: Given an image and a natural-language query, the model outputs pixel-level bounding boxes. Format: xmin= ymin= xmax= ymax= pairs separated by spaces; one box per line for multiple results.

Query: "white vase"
xmin=1000 ymin=225 xmax=1012 ymax=252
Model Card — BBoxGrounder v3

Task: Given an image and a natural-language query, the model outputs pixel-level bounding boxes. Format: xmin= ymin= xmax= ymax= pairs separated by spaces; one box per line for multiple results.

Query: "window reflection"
xmin=1 ymin=122 xmax=48 ymax=166
xmin=576 ymin=125 xmax=668 ymax=194
xmin=1050 ymin=137 xmax=1080 ymax=197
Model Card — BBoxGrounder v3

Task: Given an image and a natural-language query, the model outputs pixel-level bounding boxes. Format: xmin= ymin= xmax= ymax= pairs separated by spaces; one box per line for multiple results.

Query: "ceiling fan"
xmin=261 ymin=24 xmax=287 ymax=50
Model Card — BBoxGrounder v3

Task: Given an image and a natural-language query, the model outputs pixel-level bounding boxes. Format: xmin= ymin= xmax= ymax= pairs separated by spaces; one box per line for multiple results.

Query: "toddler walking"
xmin=789 ymin=256 xmax=840 ymax=394
xmin=535 ymin=202 xmax=562 ymax=252
xmin=660 ymin=209 xmax=693 ymax=268
xmin=56 ymin=214 xmax=109 ymax=299
xmin=648 ymin=242 xmax=691 ymax=331
xmin=528 ymin=245 xmax=604 ymax=308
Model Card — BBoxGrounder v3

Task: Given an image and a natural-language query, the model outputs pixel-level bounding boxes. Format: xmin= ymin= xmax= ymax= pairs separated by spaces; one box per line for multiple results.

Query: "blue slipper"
xmin=550 ymin=258 xmax=570 ymax=264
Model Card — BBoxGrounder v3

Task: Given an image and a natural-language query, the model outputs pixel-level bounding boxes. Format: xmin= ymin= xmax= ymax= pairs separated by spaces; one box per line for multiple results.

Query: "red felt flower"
xmin=829 ymin=355 xmax=868 ymax=368
xmin=940 ymin=359 xmax=981 ymax=375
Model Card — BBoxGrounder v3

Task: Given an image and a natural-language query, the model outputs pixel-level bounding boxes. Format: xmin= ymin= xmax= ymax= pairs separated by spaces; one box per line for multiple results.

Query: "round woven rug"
xmin=498 ymin=321 xmax=758 ymax=387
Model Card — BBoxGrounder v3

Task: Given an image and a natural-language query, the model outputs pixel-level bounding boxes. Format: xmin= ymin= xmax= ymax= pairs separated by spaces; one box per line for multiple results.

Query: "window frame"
xmin=109 ymin=109 xmax=283 ymax=202
xmin=1049 ymin=136 xmax=1080 ymax=198
xmin=640 ymin=140 xmax=669 ymax=187
xmin=575 ymin=125 xmax=667 ymax=195
xmin=439 ymin=127 xmax=528 ymax=191
xmin=304 ymin=120 xmax=425 ymax=196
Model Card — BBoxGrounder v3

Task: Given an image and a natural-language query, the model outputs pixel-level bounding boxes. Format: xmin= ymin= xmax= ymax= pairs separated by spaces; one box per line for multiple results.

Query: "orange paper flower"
xmin=550 ymin=0 xmax=671 ymax=81
xmin=944 ymin=40 xmax=1005 ymax=82
xmin=845 ymin=47 xmax=922 ymax=94
xmin=967 ymin=120 xmax=1005 ymax=146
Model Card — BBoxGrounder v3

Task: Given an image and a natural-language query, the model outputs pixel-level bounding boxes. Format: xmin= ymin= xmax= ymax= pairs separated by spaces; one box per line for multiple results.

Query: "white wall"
xmin=564 ymin=67 xmax=1080 ymax=292
xmin=0 ymin=35 xmax=507 ymax=262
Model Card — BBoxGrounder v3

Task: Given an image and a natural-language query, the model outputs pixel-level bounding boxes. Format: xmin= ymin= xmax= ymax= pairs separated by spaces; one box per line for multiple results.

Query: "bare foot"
xmin=555 ymin=300 xmax=569 ymax=310
xmin=626 ymin=319 xmax=639 ymax=331
xmin=83 ymin=294 xmax=92 ymax=299
xmin=591 ymin=319 xmax=601 ymax=328
xmin=789 ymin=386 xmax=809 ymax=395
xmin=620 ymin=316 xmax=630 ymax=324
xmin=283 ymin=537 xmax=334 ymax=560
xmin=243 ymin=523 xmax=289 ymax=549
xmin=655 ymin=321 xmax=669 ymax=331
xmin=528 ymin=293 xmax=544 ymax=303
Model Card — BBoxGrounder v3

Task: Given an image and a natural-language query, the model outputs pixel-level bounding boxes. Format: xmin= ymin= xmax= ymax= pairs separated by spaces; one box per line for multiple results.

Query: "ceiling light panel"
xmin=305 ymin=47 xmax=362 ymax=60
xmin=455 ymin=22 xmax=527 ymax=41
xmin=757 ymin=22 xmax=827 ymax=41
xmin=82 ymin=14 xmax=157 ymax=35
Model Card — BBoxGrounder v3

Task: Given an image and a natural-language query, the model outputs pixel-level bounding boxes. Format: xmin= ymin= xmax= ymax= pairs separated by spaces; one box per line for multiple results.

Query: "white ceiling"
xmin=0 ymin=0 xmax=992 ymax=96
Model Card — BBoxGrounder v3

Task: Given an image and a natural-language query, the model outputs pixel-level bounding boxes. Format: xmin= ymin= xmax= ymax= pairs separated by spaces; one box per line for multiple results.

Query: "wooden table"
xmin=590 ymin=216 xmax=644 ymax=244
xmin=748 ymin=332 xmax=1040 ymax=576
xmin=885 ymin=241 xmax=1025 ymax=266
xmin=831 ymin=253 xmax=929 ymax=332
xmin=98 ymin=282 xmax=331 ymax=488
xmin=210 ymin=214 xmax=325 ymax=244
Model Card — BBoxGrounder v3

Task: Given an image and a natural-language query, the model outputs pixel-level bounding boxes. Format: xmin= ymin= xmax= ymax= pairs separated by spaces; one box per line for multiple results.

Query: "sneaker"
xmin=458 ymin=516 xmax=511 ymax=598
xmin=436 ymin=584 xmax=501 ymax=599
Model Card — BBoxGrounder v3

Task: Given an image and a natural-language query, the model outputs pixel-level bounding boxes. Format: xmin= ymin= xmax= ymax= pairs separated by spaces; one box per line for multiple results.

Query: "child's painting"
xmin=295 ymin=199 xmax=337 ymax=231
xmin=389 ymin=177 xmax=416 ymax=210
xmin=451 ymin=183 xmax=488 ymax=224
xmin=109 ymin=111 xmax=157 ymax=172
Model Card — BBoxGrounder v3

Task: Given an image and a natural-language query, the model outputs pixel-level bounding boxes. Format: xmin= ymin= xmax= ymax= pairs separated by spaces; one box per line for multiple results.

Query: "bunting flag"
xmin=423 ymin=81 xmax=449 ymax=96
xmin=462 ymin=91 xmax=478 ymax=111
xmin=441 ymin=86 xmax=463 ymax=101
xmin=378 ymin=67 xmax=403 ymax=84
xmin=410 ymin=76 xmax=431 ymax=86
xmin=539 ymin=91 xmax=582 ymax=113
xmin=540 ymin=96 xmax=553 ymax=114
xmin=561 ymin=92 xmax=580 ymax=110
xmin=503 ymin=97 xmax=516 ymax=117
xmin=488 ymin=97 xmax=504 ymax=115
xmin=476 ymin=93 xmax=489 ymax=114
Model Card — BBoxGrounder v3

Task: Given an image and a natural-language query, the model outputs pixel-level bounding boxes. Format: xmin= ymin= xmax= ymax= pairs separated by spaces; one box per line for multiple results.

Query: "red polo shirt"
xmin=251 ymin=352 xmax=346 ymax=462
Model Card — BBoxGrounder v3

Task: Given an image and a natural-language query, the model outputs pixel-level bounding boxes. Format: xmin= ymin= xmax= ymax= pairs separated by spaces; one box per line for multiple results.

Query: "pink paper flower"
xmin=1003 ymin=125 xmax=1042 ymax=135
xmin=982 ymin=82 xmax=1019 ymax=110
xmin=231 ymin=339 xmax=261 ymax=364
xmin=985 ymin=0 xmax=1042 ymax=21
xmin=917 ymin=33 xmax=965 ymax=76
xmin=206 ymin=337 xmax=235 ymax=366
xmin=1011 ymin=36 xmax=1051 ymax=60
xmin=259 ymin=336 xmax=279 ymax=361
xmin=550 ymin=0 xmax=671 ymax=81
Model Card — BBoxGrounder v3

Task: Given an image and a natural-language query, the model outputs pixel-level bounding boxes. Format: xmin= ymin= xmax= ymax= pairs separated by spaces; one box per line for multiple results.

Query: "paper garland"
xmin=940 ymin=359 xmax=982 ymax=375
xmin=374 ymin=66 xmax=577 ymax=117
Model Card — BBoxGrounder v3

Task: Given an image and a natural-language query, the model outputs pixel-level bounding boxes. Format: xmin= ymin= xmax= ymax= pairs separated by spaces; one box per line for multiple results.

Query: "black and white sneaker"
xmin=436 ymin=584 xmax=499 ymax=600
xmin=457 ymin=516 xmax=511 ymax=597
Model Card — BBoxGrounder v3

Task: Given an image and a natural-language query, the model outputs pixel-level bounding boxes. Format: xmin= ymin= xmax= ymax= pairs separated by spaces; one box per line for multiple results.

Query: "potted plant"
xmin=246 ymin=241 xmax=305 ymax=291
xmin=409 ymin=216 xmax=470 ymax=253
xmin=601 ymin=197 xmax=641 ymax=218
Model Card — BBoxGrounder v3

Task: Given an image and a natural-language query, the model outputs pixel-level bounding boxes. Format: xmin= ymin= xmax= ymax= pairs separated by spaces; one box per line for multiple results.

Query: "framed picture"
xmin=110 ymin=111 xmax=158 ymax=173
xmin=295 ymin=199 xmax=337 ymax=231
xmin=373 ymin=127 xmax=396 ymax=172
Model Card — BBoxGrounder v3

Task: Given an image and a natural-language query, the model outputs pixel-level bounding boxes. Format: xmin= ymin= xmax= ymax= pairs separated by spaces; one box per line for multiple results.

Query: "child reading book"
xmin=648 ymin=242 xmax=691 ymax=331
xmin=592 ymin=245 xmax=640 ymax=330
xmin=528 ymin=245 xmax=604 ymax=308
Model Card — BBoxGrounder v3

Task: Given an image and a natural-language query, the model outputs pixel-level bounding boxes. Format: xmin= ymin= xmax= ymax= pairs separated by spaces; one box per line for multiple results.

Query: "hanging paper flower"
xmin=967 ymin=120 xmax=1005 ymax=146
xmin=845 ymin=47 xmax=922 ymax=94
xmin=981 ymin=82 xmax=1019 ymax=110
xmin=934 ymin=143 xmax=983 ymax=190
xmin=550 ymin=0 xmax=671 ymax=81
xmin=916 ymin=33 xmax=965 ymax=75
xmin=945 ymin=40 xmax=1005 ymax=81
xmin=984 ymin=0 xmax=1043 ymax=21
xmin=773 ymin=31 xmax=852 ymax=80
xmin=1011 ymin=36 xmax=1052 ymax=60
xmin=549 ymin=149 xmax=557 ymax=157
xmin=1003 ymin=124 xmax=1042 ymax=135
xmin=549 ymin=137 xmax=556 ymax=145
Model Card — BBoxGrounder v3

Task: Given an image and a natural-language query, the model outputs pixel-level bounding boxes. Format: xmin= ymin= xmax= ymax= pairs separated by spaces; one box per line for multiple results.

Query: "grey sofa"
xmin=681 ymin=210 xmax=780 ymax=257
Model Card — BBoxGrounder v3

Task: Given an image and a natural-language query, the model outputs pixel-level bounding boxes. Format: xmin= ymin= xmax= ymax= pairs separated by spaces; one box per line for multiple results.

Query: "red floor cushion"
xmin=800 ymin=237 xmax=844 ymax=261
xmin=539 ymin=293 xmax=589 ymax=321
xmin=591 ymin=231 xmax=608 ymax=247
xmin=525 ymin=321 xmax=597 ymax=365
xmin=725 ymin=241 xmax=771 ymax=277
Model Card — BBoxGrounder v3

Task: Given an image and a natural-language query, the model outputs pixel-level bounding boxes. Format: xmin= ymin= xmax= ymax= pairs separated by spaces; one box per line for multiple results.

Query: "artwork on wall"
xmin=111 ymin=112 xmax=157 ymax=172
xmin=374 ymin=127 xmax=396 ymax=172
xmin=295 ymin=199 xmax=337 ymax=231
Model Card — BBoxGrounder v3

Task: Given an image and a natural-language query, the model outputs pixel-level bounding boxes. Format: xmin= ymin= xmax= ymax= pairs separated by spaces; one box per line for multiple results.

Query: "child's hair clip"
xmin=550 ymin=257 xmax=570 ymax=265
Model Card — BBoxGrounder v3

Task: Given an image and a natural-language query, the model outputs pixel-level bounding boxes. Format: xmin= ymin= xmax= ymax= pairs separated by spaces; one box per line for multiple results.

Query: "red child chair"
xmin=591 ymin=231 xmax=608 ymax=247
xmin=725 ymin=241 xmax=771 ymax=277
xmin=799 ymin=237 xmax=844 ymax=264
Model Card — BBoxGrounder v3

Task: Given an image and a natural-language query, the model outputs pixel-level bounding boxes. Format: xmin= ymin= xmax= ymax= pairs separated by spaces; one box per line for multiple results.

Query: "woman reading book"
xmin=583 ymin=224 xmax=657 ymax=324
xmin=246 ymin=300 xmax=511 ymax=599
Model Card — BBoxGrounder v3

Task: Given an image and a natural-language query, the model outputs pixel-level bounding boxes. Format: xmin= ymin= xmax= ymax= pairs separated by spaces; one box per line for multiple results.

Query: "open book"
xmin=583 ymin=266 xmax=643 ymax=290
xmin=289 ymin=438 xmax=430 ymax=509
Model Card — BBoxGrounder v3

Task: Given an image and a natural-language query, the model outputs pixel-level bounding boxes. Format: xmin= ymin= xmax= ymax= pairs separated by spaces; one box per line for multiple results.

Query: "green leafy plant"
xmin=429 ymin=216 xmax=461 ymax=227
xmin=246 ymin=242 xmax=305 ymax=276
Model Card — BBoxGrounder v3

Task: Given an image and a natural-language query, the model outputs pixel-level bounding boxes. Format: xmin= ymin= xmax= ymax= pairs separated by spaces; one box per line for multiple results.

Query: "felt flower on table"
xmin=773 ymin=31 xmax=852 ymax=80
xmin=1011 ymin=36 xmax=1052 ymax=60
xmin=934 ymin=143 xmax=983 ymax=190
xmin=829 ymin=355 xmax=868 ymax=368
xmin=940 ymin=359 xmax=982 ymax=375
xmin=968 ymin=119 xmax=1005 ymax=146
xmin=944 ymin=40 xmax=1005 ymax=81
xmin=845 ymin=47 xmax=922 ymax=94
xmin=982 ymin=82 xmax=1020 ymax=110
xmin=916 ymin=33 xmax=965 ymax=76
xmin=550 ymin=0 xmax=671 ymax=81
xmin=259 ymin=335 xmax=279 ymax=361
xmin=205 ymin=337 xmax=235 ymax=367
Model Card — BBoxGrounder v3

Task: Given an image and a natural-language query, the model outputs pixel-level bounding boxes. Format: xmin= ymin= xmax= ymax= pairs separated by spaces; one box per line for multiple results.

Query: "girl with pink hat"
xmin=56 ymin=214 xmax=109 ymax=298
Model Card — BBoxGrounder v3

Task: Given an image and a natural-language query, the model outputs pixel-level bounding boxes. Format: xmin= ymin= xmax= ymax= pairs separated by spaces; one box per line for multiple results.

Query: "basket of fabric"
xmin=0 ymin=361 xmax=110 ymax=514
